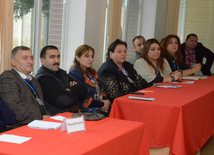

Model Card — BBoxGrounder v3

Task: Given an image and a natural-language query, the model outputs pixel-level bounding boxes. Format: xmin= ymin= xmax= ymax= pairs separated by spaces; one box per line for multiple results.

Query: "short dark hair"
xmin=186 ymin=33 xmax=198 ymax=40
xmin=106 ymin=39 xmax=127 ymax=60
xmin=11 ymin=46 xmax=31 ymax=58
xmin=132 ymin=35 xmax=145 ymax=46
xmin=40 ymin=45 xmax=59 ymax=59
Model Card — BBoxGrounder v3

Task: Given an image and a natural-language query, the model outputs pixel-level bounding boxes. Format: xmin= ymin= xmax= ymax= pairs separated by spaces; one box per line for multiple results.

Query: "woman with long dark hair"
xmin=161 ymin=34 xmax=201 ymax=76
xmin=134 ymin=38 xmax=181 ymax=84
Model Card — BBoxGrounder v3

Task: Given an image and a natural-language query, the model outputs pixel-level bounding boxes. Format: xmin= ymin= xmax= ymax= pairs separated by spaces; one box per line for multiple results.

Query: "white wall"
xmin=84 ymin=0 xmax=107 ymax=71
xmin=63 ymin=0 xmax=168 ymax=71
xmin=63 ymin=0 xmax=107 ymax=72
xmin=140 ymin=0 xmax=157 ymax=39
xmin=62 ymin=0 xmax=87 ymax=72
xmin=140 ymin=0 xmax=167 ymax=41
xmin=154 ymin=0 xmax=167 ymax=41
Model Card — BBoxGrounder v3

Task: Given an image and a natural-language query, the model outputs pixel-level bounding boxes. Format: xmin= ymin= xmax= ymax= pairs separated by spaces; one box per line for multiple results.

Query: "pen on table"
xmin=128 ymin=96 xmax=155 ymax=101
xmin=138 ymin=90 xmax=154 ymax=93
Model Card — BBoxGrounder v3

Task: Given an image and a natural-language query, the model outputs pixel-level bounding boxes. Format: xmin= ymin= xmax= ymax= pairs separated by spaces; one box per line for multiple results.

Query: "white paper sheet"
xmin=181 ymin=76 xmax=200 ymax=80
xmin=28 ymin=120 xmax=62 ymax=130
xmin=200 ymin=76 xmax=208 ymax=79
xmin=50 ymin=115 xmax=66 ymax=121
xmin=0 ymin=134 xmax=32 ymax=144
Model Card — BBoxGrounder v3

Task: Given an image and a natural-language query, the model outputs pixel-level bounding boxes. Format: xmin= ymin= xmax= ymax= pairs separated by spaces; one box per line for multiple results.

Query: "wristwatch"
xmin=170 ymin=76 xmax=175 ymax=82
xmin=179 ymin=70 xmax=183 ymax=77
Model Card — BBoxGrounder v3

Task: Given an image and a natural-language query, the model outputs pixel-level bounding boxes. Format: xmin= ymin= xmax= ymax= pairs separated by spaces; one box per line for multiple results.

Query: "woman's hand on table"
xmin=101 ymin=100 xmax=110 ymax=111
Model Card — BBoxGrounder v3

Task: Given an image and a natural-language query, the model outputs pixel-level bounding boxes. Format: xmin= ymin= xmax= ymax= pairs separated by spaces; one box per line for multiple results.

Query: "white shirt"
xmin=13 ymin=68 xmax=32 ymax=80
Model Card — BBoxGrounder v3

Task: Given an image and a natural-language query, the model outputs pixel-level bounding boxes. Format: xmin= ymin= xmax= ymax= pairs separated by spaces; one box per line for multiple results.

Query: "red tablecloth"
xmin=110 ymin=76 xmax=214 ymax=155
xmin=0 ymin=112 xmax=150 ymax=155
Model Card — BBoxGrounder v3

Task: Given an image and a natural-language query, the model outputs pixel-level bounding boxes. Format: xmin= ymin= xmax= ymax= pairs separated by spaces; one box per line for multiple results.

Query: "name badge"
xmin=60 ymin=115 xmax=86 ymax=134
xmin=36 ymin=97 xmax=44 ymax=105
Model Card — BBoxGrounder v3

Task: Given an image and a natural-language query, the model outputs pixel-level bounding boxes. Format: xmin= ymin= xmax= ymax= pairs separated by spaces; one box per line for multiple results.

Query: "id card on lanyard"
xmin=23 ymin=79 xmax=44 ymax=105
xmin=155 ymin=61 xmax=159 ymax=76
xmin=117 ymin=66 xmax=134 ymax=83
xmin=86 ymin=73 xmax=95 ymax=82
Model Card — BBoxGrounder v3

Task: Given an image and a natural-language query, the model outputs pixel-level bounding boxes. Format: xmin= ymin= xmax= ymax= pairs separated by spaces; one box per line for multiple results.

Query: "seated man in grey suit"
xmin=0 ymin=46 xmax=50 ymax=127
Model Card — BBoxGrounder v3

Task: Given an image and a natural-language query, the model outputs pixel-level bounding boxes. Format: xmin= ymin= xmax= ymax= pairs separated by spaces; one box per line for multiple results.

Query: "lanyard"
xmin=185 ymin=50 xmax=195 ymax=62
xmin=23 ymin=79 xmax=39 ymax=98
xmin=117 ymin=66 xmax=134 ymax=84
xmin=174 ymin=59 xmax=177 ymax=70
xmin=155 ymin=61 xmax=158 ymax=76
xmin=86 ymin=73 xmax=95 ymax=81
xmin=117 ymin=66 xmax=129 ymax=78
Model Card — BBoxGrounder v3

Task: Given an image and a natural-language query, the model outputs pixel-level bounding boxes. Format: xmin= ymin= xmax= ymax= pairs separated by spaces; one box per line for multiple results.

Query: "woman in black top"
xmin=161 ymin=34 xmax=201 ymax=76
xmin=97 ymin=39 xmax=150 ymax=102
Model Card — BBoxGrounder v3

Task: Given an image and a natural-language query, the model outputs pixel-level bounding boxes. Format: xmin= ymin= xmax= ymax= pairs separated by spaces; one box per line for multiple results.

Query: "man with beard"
xmin=0 ymin=46 xmax=50 ymax=127
xmin=35 ymin=45 xmax=87 ymax=115
xmin=132 ymin=35 xmax=146 ymax=64
xmin=181 ymin=33 xmax=214 ymax=76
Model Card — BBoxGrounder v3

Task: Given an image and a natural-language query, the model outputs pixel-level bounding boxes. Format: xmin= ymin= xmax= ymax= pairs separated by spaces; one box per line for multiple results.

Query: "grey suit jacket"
xmin=0 ymin=69 xmax=45 ymax=126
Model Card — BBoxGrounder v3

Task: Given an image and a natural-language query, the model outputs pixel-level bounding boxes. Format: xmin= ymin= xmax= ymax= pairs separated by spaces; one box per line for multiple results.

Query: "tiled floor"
xmin=201 ymin=135 xmax=214 ymax=155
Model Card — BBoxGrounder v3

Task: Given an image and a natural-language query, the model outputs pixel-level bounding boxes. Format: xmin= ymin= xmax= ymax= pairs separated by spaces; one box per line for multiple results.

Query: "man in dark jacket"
xmin=132 ymin=36 xmax=146 ymax=64
xmin=180 ymin=33 xmax=214 ymax=76
xmin=35 ymin=45 xmax=87 ymax=115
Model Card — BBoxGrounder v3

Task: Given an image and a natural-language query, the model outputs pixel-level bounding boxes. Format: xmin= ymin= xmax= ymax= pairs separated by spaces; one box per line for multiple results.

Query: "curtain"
xmin=0 ymin=0 xmax=13 ymax=73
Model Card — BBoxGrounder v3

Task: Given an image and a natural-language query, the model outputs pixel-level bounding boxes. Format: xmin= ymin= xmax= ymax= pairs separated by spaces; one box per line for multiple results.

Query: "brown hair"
xmin=141 ymin=38 xmax=165 ymax=73
xmin=70 ymin=44 xmax=96 ymax=77
xmin=161 ymin=34 xmax=183 ymax=68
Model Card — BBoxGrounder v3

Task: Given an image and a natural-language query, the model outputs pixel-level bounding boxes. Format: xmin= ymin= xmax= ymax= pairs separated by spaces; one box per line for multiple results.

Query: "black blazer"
xmin=97 ymin=59 xmax=150 ymax=102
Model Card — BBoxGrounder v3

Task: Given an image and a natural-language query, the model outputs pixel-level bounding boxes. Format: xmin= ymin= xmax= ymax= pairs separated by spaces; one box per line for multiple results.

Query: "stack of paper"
xmin=28 ymin=120 xmax=62 ymax=130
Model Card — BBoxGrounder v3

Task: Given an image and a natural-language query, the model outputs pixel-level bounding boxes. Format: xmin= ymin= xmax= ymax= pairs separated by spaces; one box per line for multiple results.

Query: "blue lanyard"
xmin=23 ymin=79 xmax=38 ymax=97
xmin=117 ymin=66 xmax=129 ymax=78
xmin=174 ymin=59 xmax=177 ymax=70
xmin=155 ymin=61 xmax=158 ymax=76
xmin=185 ymin=50 xmax=195 ymax=62
xmin=86 ymin=73 xmax=95 ymax=81
xmin=117 ymin=65 xmax=135 ymax=84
